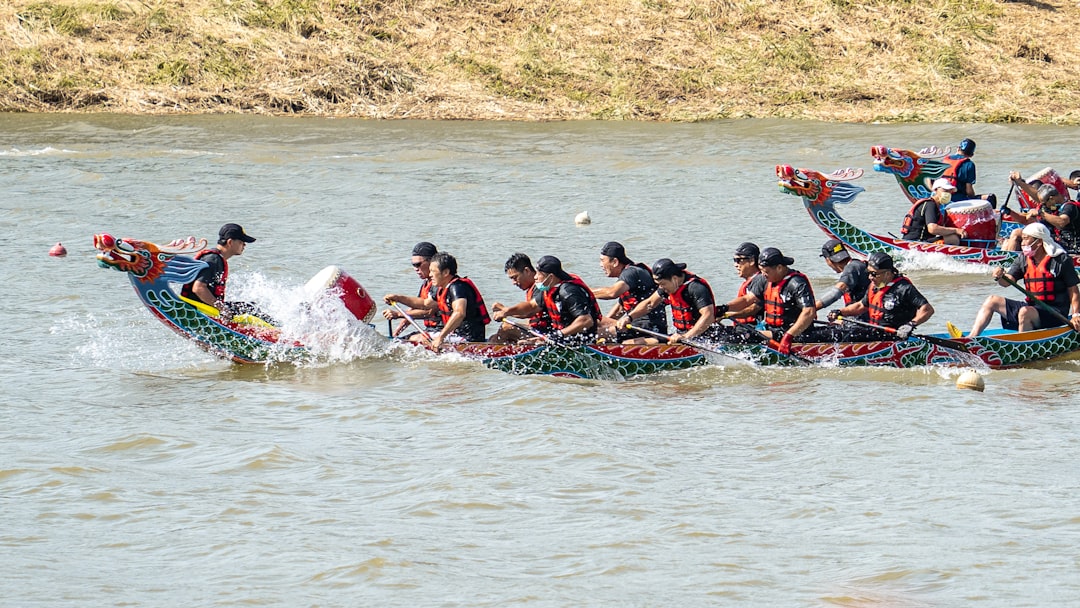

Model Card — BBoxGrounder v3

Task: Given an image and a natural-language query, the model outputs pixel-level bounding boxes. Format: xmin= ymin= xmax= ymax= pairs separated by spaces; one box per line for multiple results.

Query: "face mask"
xmin=1022 ymin=245 xmax=1037 ymax=258
xmin=936 ymin=191 xmax=952 ymax=205
xmin=534 ymin=279 xmax=550 ymax=292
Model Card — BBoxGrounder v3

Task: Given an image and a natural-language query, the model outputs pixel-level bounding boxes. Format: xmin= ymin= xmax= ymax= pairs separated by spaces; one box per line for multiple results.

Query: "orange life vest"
xmin=180 ymin=249 xmax=228 ymax=302
xmin=542 ymin=274 xmax=601 ymax=331
xmin=941 ymin=154 xmax=972 ymax=191
xmin=866 ymin=276 xmax=911 ymax=325
xmin=418 ymin=277 xmax=441 ymax=329
xmin=667 ymin=272 xmax=714 ymax=332
xmin=763 ymin=270 xmax=808 ymax=330
xmin=526 ymin=284 xmax=553 ymax=332
xmin=733 ymin=273 xmax=760 ymax=325
xmin=1023 ymin=255 xmax=1061 ymax=305
xmin=436 ymin=276 xmax=491 ymax=325
xmin=619 ymin=262 xmax=654 ymax=314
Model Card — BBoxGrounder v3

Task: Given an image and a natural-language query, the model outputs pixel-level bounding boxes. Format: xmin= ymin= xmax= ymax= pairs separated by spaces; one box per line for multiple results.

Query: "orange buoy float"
xmin=49 ymin=242 xmax=67 ymax=257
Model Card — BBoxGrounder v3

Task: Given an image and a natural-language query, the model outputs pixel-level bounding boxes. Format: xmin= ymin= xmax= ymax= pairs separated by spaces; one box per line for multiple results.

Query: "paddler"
xmin=900 ymin=178 xmax=966 ymax=245
xmin=382 ymin=241 xmax=442 ymax=340
xmin=383 ymin=252 xmax=490 ymax=349
xmin=756 ymin=247 xmax=819 ymax=354
xmin=180 ymin=223 xmax=276 ymax=323
xmin=814 ymin=239 xmax=869 ymax=320
xmin=592 ymin=241 xmax=667 ymax=342
xmin=827 ymin=252 xmax=934 ymax=341
xmin=1001 ymin=176 xmax=1080 ymax=254
xmin=489 ymin=253 xmax=553 ymax=344
xmin=491 ymin=255 xmax=601 ymax=344
xmin=968 ymin=223 xmax=1080 ymax=337
xmin=718 ymin=242 xmax=766 ymax=327
xmin=616 ymin=258 xmax=721 ymax=345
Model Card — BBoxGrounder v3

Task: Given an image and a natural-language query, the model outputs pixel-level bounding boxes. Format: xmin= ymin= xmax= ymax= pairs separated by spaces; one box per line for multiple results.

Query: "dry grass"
xmin=0 ymin=0 xmax=1077 ymax=122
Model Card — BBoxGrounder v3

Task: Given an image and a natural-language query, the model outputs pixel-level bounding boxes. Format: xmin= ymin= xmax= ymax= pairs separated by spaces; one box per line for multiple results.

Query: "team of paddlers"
xmin=379 ymin=230 xmax=1080 ymax=355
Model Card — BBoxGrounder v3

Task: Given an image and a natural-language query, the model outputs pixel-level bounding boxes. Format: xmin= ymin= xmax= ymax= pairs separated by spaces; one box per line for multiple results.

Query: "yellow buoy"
xmin=956 ymin=369 xmax=985 ymax=392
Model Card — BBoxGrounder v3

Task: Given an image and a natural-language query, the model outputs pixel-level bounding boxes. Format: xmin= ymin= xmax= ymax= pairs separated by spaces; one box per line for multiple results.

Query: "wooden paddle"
xmin=389 ymin=300 xmax=433 ymax=343
xmin=999 ymin=275 xmax=1074 ymax=328
xmin=835 ymin=315 xmax=969 ymax=352
xmin=501 ymin=317 xmax=559 ymax=345
xmin=627 ymin=324 xmax=749 ymax=364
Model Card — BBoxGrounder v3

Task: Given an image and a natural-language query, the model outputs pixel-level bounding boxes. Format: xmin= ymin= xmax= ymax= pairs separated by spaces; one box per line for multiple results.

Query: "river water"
xmin=3 ymin=114 xmax=1080 ymax=606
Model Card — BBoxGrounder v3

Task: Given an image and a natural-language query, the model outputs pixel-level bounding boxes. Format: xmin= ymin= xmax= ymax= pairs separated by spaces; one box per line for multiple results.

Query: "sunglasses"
xmin=868 ymin=270 xmax=890 ymax=277
xmin=411 ymin=261 xmax=424 ymax=268
xmin=733 ymin=257 xmax=753 ymax=263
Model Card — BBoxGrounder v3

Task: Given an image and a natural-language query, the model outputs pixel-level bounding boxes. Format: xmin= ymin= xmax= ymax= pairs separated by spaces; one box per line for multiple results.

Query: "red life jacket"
xmin=435 ymin=276 xmax=491 ymax=325
xmin=618 ymin=262 xmax=654 ymax=314
xmin=763 ymin=270 xmax=808 ymax=330
xmin=418 ymin=277 xmax=441 ymax=329
xmin=667 ymin=272 xmax=714 ymax=332
xmin=941 ymin=154 xmax=972 ymax=191
xmin=867 ymin=276 xmax=911 ymax=325
xmin=733 ymin=273 xmax=760 ymax=325
xmin=542 ymin=274 xmax=601 ymax=331
xmin=1023 ymin=255 xmax=1060 ymax=304
xmin=180 ymin=249 xmax=228 ymax=302
xmin=526 ymin=284 xmax=553 ymax=332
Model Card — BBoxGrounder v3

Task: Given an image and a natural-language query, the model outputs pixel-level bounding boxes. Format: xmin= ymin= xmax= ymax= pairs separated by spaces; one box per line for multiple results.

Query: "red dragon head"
xmin=94 ymin=233 xmax=207 ymax=284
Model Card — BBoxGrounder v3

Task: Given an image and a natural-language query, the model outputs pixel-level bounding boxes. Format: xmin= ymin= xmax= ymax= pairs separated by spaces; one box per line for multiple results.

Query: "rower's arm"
xmin=681 ymin=305 xmax=716 ymax=341
xmin=786 ymin=306 xmax=817 ymax=338
xmin=1037 ymin=208 xmax=1071 ymax=229
xmin=815 ymin=281 xmax=849 ymax=310
xmin=605 ymin=301 xmax=624 ymax=319
xmin=439 ymin=298 xmax=468 ymax=340
xmin=493 ymin=298 xmax=541 ymax=320
xmin=560 ymin=313 xmax=595 ymax=337
xmin=592 ymin=280 xmax=628 ymax=300
xmin=623 ymin=291 xmax=662 ymax=323
xmin=836 ymin=301 xmax=867 ymax=318
xmin=911 ymin=303 xmax=935 ymax=326
xmin=1009 ymin=173 xmax=1039 ymax=202
xmin=1069 ymin=287 xmax=1080 ymax=331
xmin=725 ymin=293 xmax=761 ymax=318
xmin=384 ymin=294 xmax=432 ymax=311
xmin=191 ymin=281 xmax=217 ymax=306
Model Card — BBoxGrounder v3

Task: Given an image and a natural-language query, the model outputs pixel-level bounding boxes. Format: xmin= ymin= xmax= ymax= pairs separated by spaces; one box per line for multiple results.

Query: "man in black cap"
xmin=827 ymin=252 xmax=934 ymax=340
xmin=383 ymin=241 xmax=442 ymax=339
xmin=757 ymin=247 xmax=816 ymax=354
xmin=1002 ymin=174 xmax=1080 ymax=254
xmin=617 ymin=258 xmax=720 ymax=344
xmin=721 ymin=242 xmax=767 ymax=326
xmin=384 ymin=252 xmax=490 ymax=349
xmin=815 ymin=239 xmax=869 ymax=318
xmin=181 ymin=223 xmax=273 ymax=322
xmin=498 ymin=255 xmax=601 ymax=343
xmin=592 ymin=241 xmax=666 ymax=341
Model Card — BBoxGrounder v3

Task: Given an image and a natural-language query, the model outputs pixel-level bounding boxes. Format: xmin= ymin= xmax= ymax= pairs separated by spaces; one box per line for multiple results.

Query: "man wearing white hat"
xmin=900 ymin=177 xmax=967 ymax=245
xmin=969 ymin=222 xmax=1080 ymax=337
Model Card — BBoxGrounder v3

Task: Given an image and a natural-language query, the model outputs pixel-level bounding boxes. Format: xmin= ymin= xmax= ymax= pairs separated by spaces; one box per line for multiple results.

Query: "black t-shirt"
xmin=860 ymin=279 xmax=929 ymax=328
xmin=183 ymin=251 xmax=226 ymax=303
xmin=1047 ymin=203 xmax=1080 ymax=253
xmin=660 ymin=280 xmax=715 ymax=325
xmin=619 ymin=264 xmax=666 ymax=332
xmin=771 ymin=273 xmax=815 ymax=330
xmin=903 ymin=198 xmax=943 ymax=242
xmin=438 ymin=279 xmax=487 ymax=342
xmin=837 ymin=259 xmax=870 ymax=304
xmin=551 ymin=282 xmax=598 ymax=333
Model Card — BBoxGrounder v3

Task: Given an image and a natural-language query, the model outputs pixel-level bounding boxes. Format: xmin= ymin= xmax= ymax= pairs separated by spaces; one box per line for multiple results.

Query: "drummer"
xmin=899 ymin=178 xmax=966 ymax=245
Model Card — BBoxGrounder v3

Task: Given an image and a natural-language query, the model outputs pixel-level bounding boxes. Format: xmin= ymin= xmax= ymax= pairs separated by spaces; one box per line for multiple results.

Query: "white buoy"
xmin=956 ymin=369 xmax=985 ymax=392
xmin=575 ymin=211 xmax=591 ymax=226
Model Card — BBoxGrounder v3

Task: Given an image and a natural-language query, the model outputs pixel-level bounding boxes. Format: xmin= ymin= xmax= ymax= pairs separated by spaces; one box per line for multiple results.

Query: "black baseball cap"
xmin=600 ymin=241 xmax=630 ymax=264
xmin=734 ymin=242 xmax=760 ymax=259
xmin=536 ymin=255 xmax=572 ymax=280
xmin=959 ymin=138 xmax=976 ymax=155
xmin=820 ymin=239 xmax=850 ymax=262
xmin=758 ymin=247 xmax=793 ymax=267
xmin=867 ymin=252 xmax=896 ymax=272
xmin=651 ymin=258 xmax=687 ymax=279
xmin=219 ymin=223 xmax=255 ymax=243
xmin=411 ymin=241 xmax=438 ymax=258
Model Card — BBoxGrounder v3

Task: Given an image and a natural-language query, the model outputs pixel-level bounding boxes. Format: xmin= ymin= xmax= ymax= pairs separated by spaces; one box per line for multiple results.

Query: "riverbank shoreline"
xmin=2 ymin=0 xmax=1078 ymax=123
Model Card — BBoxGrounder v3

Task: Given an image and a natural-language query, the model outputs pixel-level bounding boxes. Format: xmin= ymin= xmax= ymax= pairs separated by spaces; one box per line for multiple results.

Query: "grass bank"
xmin=1 ymin=0 xmax=1077 ymax=122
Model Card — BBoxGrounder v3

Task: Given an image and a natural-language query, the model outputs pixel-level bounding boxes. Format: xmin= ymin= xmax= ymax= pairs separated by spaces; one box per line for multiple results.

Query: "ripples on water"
xmin=4 ymin=115 xmax=1080 ymax=606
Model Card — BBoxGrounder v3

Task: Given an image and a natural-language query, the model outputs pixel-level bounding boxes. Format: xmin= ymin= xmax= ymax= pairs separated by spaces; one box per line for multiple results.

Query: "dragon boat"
xmin=776 ymin=163 xmax=1032 ymax=268
xmin=427 ymin=325 xmax=1080 ymax=378
xmin=94 ymin=233 xmax=376 ymax=364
